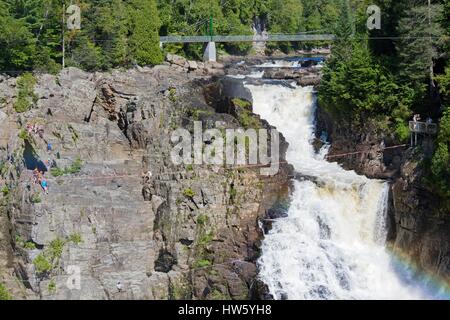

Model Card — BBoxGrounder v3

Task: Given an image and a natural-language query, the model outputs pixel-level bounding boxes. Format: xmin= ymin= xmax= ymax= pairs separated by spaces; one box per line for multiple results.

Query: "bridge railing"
xmin=409 ymin=121 xmax=438 ymax=135
xmin=160 ymin=34 xmax=335 ymax=43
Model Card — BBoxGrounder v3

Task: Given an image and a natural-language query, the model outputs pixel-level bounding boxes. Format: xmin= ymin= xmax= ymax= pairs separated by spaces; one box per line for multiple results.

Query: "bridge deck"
xmin=160 ymin=34 xmax=335 ymax=43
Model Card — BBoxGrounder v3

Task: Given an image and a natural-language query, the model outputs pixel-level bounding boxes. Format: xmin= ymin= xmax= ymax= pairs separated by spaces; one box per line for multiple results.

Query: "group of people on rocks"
xmin=26 ymin=123 xmax=45 ymax=139
xmin=26 ymin=122 xmax=54 ymax=195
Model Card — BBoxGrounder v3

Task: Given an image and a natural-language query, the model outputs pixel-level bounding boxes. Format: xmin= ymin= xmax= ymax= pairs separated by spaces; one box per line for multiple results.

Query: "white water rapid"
xmin=248 ymin=83 xmax=426 ymax=300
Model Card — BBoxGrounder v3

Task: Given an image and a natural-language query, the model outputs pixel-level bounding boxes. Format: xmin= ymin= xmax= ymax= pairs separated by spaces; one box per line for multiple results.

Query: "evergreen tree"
xmin=0 ymin=3 xmax=36 ymax=71
xmin=396 ymin=1 xmax=444 ymax=101
xmin=128 ymin=0 xmax=163 ymax=66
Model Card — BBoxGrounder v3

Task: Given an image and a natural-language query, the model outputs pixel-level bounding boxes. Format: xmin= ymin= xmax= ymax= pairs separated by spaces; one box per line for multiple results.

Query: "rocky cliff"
xmin=0 ymin=62 xmax=290 ymax=300
xmin=316 ymin=107 xmax=450 ymax=289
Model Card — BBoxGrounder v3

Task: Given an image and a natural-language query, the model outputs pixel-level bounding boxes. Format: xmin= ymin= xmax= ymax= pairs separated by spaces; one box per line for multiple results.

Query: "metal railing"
xmin=160 ymin=34 xmax=335 ymax=44
xmin=409 ymin=121 xmax=438 ymax=135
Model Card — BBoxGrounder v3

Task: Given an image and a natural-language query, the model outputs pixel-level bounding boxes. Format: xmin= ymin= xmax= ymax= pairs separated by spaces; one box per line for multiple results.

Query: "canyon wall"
xmin=0 ymin=64 xmax=290 ymax=300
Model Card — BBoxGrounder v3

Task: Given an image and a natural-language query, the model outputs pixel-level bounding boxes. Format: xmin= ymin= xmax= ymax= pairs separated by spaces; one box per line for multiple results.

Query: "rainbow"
xmin=388 ymin=247 xmax=450 ymax=300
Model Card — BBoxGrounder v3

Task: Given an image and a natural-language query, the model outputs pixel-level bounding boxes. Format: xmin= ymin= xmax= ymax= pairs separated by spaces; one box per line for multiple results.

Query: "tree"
xmin=396 ymin=2 xmax=444 ymax=100
xmin=267 ymin=0 xmax=302 ymax=52
xmin=0 ymin=13 xmax=36 ymax=71
xmin=128 ymin=0 xmax=163 ymax=65
xmin=430 ymin=108 xmax=450 ymax=203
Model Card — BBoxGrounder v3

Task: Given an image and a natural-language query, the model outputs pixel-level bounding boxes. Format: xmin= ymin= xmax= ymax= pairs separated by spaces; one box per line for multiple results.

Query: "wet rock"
xmin=154 ymin=249 xmax=177 ymax=273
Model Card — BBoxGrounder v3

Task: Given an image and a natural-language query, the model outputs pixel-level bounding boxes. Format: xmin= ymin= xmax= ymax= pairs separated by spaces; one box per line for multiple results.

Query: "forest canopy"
xmin=0 ymin=0 xmax=449 ymax=208
xmin=0 ymin=0 xmax=373 ymax=72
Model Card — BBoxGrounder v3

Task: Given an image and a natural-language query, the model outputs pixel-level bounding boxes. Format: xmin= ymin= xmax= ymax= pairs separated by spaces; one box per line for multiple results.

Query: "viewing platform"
xmin=409 ymin=121 xmax=438 ymax=147
xmin=409 ymin=121 xmax=438 ymax=135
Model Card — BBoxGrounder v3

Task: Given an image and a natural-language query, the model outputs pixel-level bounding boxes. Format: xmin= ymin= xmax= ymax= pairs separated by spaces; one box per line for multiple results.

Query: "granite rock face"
xmin=389 ymin=152 xmax=450 ymax=285
xmin=0 ymin=65 xmax=290 ymax=300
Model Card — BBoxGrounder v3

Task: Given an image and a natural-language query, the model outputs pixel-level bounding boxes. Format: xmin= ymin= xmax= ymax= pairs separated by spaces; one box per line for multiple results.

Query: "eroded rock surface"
xmin=0 ymin=65 xmax=290 ymax=300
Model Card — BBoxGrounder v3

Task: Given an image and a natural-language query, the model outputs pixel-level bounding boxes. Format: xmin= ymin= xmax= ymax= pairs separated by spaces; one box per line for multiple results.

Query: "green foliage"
xmin=48 ymin=238 xmax=65 ymax=260
xmin=51 ymin=158 xmax=83 ymax=177
xmin=50 ymin=167 xmax=64 ymax=177
xmin=31 ymin=193 xmax=41 ymax=203
xmin=319 ymin=40 xmax=413 ymax=132
xmin=396 ymin=4 xmax=444 ymax=92
xmin=68 ymin=233 xmax=83 ymax=245
xmin=430 ymin=108 xmax=450 ymax=203
xmin=0 ymin=0 xmax=374 ymax=70
xmin=0 ymin=283 xmax=12 ymax=300
xmin=1 ymin=185 xmax=9 ymax=196
xmin=196 ymin=214 xmax=209 ymax=226
xmin=14 ymin=73 xmax=37 ymax=113
xmin=237 ymin=109 xmax=261 ymax=130
xmin=128 ymin=0 xmax=163 ymax=65
xmin=229 ymin=184 xmax=237 ymax=204
xmin=67 ymin=37 xmax=104 ymax=71
xmin=210 ymin=289 xmax=230 ymax=300
xmin=0 ymin=161 xmax=6 ymax=176
xmin=232 ymin=98 xmax=251 ymax=109
xmin=194 ymin=259 xmax=212 ymax=268
xmin=18 ymin=129 xmax=30 ymax=140
xmin=170 ymin=280 xmax=192 ymax=300
xmin=0 ymin=12 xmax=36 ymax=71
xmin=48 ymin=279 xmax=56 ymax=294
xmin=32 ymin=236 xmax=66 ymax=275
xmin=182 ymin=188 xmax=195 ymax=198
xmin=436 ymin=67 xmax=450 ymax=105
xmin=33 ymin=253 xmax=52 ymax=274
xmin=197 ymin=231 xmax=214 ymax=247
xmin=24 ymin=241 xmax=37 ymax=250
xmin=394 ymin=121 xmax=410 ymax=142
xmin=66 ymin=158 xmax=83 ymax=174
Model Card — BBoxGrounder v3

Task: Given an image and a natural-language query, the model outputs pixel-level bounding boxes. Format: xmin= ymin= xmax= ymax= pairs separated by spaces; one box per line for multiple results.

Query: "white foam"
xmin=247 ymin=83 xmax=426 ymax=300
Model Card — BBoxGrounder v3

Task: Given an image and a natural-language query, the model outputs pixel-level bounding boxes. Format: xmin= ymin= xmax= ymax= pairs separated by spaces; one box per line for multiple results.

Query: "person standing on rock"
xmin=41 ymin=179 xmax=49 ymax=194
xmin=116 ymin=281 xmax=123 ymax=293
xmin=33 ymin=168 xmax=39 ymax=184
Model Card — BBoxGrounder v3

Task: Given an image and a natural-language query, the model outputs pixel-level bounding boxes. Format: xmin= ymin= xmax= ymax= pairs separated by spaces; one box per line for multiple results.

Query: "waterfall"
xmin=247 ymin=83 xmax=425 ymax=300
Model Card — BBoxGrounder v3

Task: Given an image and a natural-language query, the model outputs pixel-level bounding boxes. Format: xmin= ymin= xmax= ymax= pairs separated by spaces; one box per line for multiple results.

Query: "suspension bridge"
xmin=160 ymin=15 xmax=334 ymax=61
xmin=160 ymin=33 xmax=334 ymax=62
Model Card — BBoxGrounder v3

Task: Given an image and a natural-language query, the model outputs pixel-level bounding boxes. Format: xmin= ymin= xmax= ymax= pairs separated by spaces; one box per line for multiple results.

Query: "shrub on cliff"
xmin=0 ymin=283 xmax=11 ymax=300
xmin=14 ymin=73 xmax=37 ymax=113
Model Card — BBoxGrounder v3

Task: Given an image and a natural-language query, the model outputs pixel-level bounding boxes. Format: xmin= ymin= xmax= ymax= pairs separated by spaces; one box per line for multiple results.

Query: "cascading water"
xmin=247 ymin=83 xmax=427 ymax=300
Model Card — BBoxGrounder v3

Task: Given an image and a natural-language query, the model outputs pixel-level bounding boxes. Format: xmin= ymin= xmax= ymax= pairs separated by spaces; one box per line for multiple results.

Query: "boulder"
xmin=166 ymin=53 xmax=188 ymax=68
xmin=187 ymin=60 xmax=198 ymax=70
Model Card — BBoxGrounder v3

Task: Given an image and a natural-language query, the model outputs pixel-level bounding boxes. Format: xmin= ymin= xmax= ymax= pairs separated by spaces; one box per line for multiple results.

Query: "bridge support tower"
xmin=203 ymin=41 xmax=216 ymax=62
